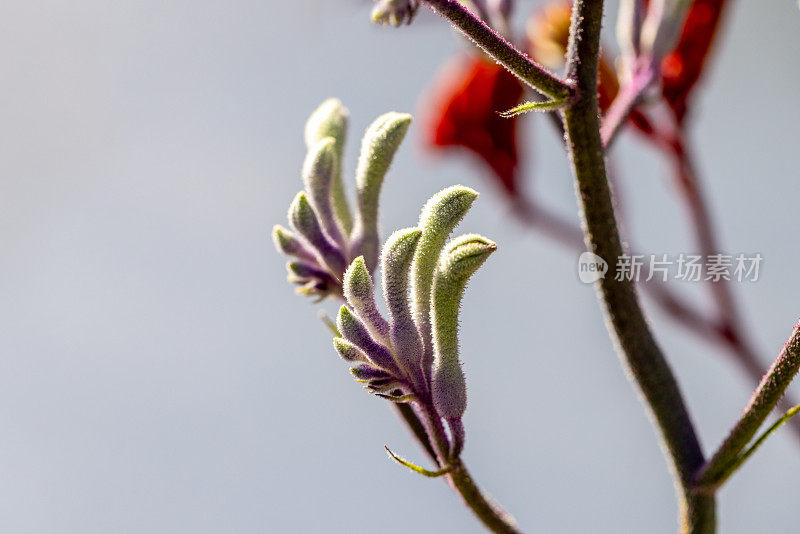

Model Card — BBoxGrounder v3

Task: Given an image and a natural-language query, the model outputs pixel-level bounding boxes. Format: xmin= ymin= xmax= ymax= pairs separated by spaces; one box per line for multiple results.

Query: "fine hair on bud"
xmin=304 ymin=98 xmax=352 ymax=235
xmin=409 ymin=185 xmax=479 ymax=378
xmin=302 ymin=137 xmax=345 ymax=247
xmin=350 ymin=112 xmax=412 ymax=273
xmin=430 ymin=234 xmax=497 ymax=420
xmin=343 ymin=256 xmax=391 ymax=343
xmin=288 ymin=191 xmax=347 ymax=277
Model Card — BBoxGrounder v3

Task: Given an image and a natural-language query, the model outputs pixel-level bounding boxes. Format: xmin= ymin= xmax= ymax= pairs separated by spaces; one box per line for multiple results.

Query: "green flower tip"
xmin=439 ymin=234 xmax=498 ymax=282
xmin=369 ymin=111 xmax=412 ymax=136
xmin=333 ymin=337 xmax=367 ymax=363
xmin=302 ymin=137 xmax=338 ymax=205
xmin=287 ymin=191 xmax=312 ymax=228
xmin=304 ymin=98 xmax=348 ymax=149
xmin=272 ymin=224 xmax=292 ymax=252
xmin=359 ymin=112 xmax=412 ymax=178
xmin=344 ymin=256 xmax=373 ymax=298
xmin=417 ymin=186 xmax=479 ymax=237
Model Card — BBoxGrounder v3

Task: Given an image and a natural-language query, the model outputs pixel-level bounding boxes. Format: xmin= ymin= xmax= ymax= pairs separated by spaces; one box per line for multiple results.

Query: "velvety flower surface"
xmin=274 ymin=99 xmax=411 ymax=299
xmin=333 ymin=186 xmax=496 ymax=454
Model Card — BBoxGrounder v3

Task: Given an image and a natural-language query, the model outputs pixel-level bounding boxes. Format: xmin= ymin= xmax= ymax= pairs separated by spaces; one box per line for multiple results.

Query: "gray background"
xmin=1 ymin=1 xmax=798 ymax=532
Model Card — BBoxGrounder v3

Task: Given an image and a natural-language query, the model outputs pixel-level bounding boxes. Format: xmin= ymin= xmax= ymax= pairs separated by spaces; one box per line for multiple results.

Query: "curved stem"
xmin=696 ymin=321 xmax=800 ymax=490
xmin=416 ymin=403 xmax=522 ymax=534
xmin=421 ymin=0 xmax=574 ymax=100
xmin=601 ymin=61 xmax=657 ymax=148
xmin=394 ymin=403 xmax=440 ymax=464
xmin=562 ymin=1 xmax=714 ymax=532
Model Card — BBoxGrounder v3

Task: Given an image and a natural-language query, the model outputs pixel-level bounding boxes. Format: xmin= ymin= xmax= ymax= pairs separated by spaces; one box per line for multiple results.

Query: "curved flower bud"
xmin=272 ymin=225 xmax=317 ymax=264
xmin=333 ymin=337 xmax=371 ymax=363
xmin=380 ymin=228 xmax=426 ymax=389
xmin=350 ymin=363 xmax=393 ymax=382
xmin=350 ymin=112 xmax=412 ymax=273
xmin=302 ymin=137 xmax=345 ymax=248
xmin=337 ymin=305 xmax=401 ymax=376
xmin=343 ymin=256 xmax=391 ymax=344
xmin=286 ymin=261 xmax=329 ymax=281
xmin=371 ymin=0 xmax=420 ymax=27
xmin=640 ymin=0 xmax=693 ymax=63
xmin=430 ymin=234 xmax=497 ymax=420
xmin=409 ymin=186 xmax=478 ymax=374
xmin=288 ymin=192 xmax=347 ymax=277
xmin=304 ymin=98 xmax=352 ymax=235
xmin=286 ymin=261 xmax=338 ymax=299
xmin=616 ymin=0 xmax=647 ymax=82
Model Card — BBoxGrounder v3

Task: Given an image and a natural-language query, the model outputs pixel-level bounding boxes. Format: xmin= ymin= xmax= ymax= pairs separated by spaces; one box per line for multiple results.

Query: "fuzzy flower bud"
xmin=371 ymin=0 xmax=420 ymax=27
xmin=350 ymin=112 xmax=412 ymax=273
xmin=305 ymin=99 xmax=352 ymax=234
xmin=275 ymin=99 xmax=412 ymax=300
xmin=639 ymin=0 xmax=693 ymax=63
xmin=410 ymin=186 xmax=478 ymax=377
xmin=430 ymin=234 xmax=497 ymax=420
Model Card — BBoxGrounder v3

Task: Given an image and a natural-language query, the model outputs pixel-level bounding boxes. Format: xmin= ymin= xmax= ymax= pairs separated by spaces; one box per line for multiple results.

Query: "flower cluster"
xmin=334 ymin=186 xmax=496 ymax=457
xmin=273 ymin=99 xmax=411 ymax=300
xmin=275 ymin=100 xmax=497 ymax=459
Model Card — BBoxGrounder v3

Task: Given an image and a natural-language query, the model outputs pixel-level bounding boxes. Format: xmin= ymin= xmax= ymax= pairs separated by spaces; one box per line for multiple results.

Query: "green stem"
xmin=421 ymin=0 xmax=573 ymax=100
xmin=562 ymin=1 xmax=714 ymax=532
xmin=695 ymin=322 xmax=800 ymax=490
xmin=416 ymin=404 xmax=522 ymax=534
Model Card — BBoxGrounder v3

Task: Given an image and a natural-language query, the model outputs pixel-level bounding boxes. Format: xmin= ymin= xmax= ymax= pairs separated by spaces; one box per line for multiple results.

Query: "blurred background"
xmin=1 ymin=1 xmax=798 ymax=532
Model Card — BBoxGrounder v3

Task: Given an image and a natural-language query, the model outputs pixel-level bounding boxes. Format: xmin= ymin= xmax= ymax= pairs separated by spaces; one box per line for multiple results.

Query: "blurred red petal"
xmin=661 ymin=0 xmax=729 ymax=123
xmin=422 ymin=55 xmax=524 ymax=195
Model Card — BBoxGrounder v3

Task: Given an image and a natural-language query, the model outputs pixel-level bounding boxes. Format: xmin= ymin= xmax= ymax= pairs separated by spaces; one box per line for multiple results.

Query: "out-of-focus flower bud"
xmin=430 ymin=234 xmax=497 ymax=420
xmin=275 ymin=100 xmax=411 ymax=300
xmin=640 ymin=0 xmax=693 ymax=65
xmin=304 ymin=98 xmax=352 ymax=234
xmin=333 ymin=337 xmax=370 ymax=363
xmin=302 ymin=137 xmax=345 ymax=248
xmin=288 ymin=191 xmax=347 ymax=277
xmin=350 ymin=363 xmax=393 ymax=382
xmin=371 ymin=0 xmax=420 ymax=27
xmin=526 ymin=1 xmax=619 ymax=112
xmin=616 ymin=0 xmax=647 ymax=84
xmin=272 ymin=225 xmax=318 ymax=265
xmin=285 ymin=261 xmax=339 ymax=298
xmin=527 ymin=1 xmax=572 ymax=68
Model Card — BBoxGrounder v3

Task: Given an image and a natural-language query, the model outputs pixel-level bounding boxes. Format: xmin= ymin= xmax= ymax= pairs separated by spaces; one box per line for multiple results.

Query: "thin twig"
xmin=422 ymin=0 xmax=574 ymax=100
xmin=601 ymin=62 xmax=657 ymax=148
xmin=695 ymin=321 xmax=800 ymax=491
xmin=706 ymin=403 xmax=800 ymax=488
